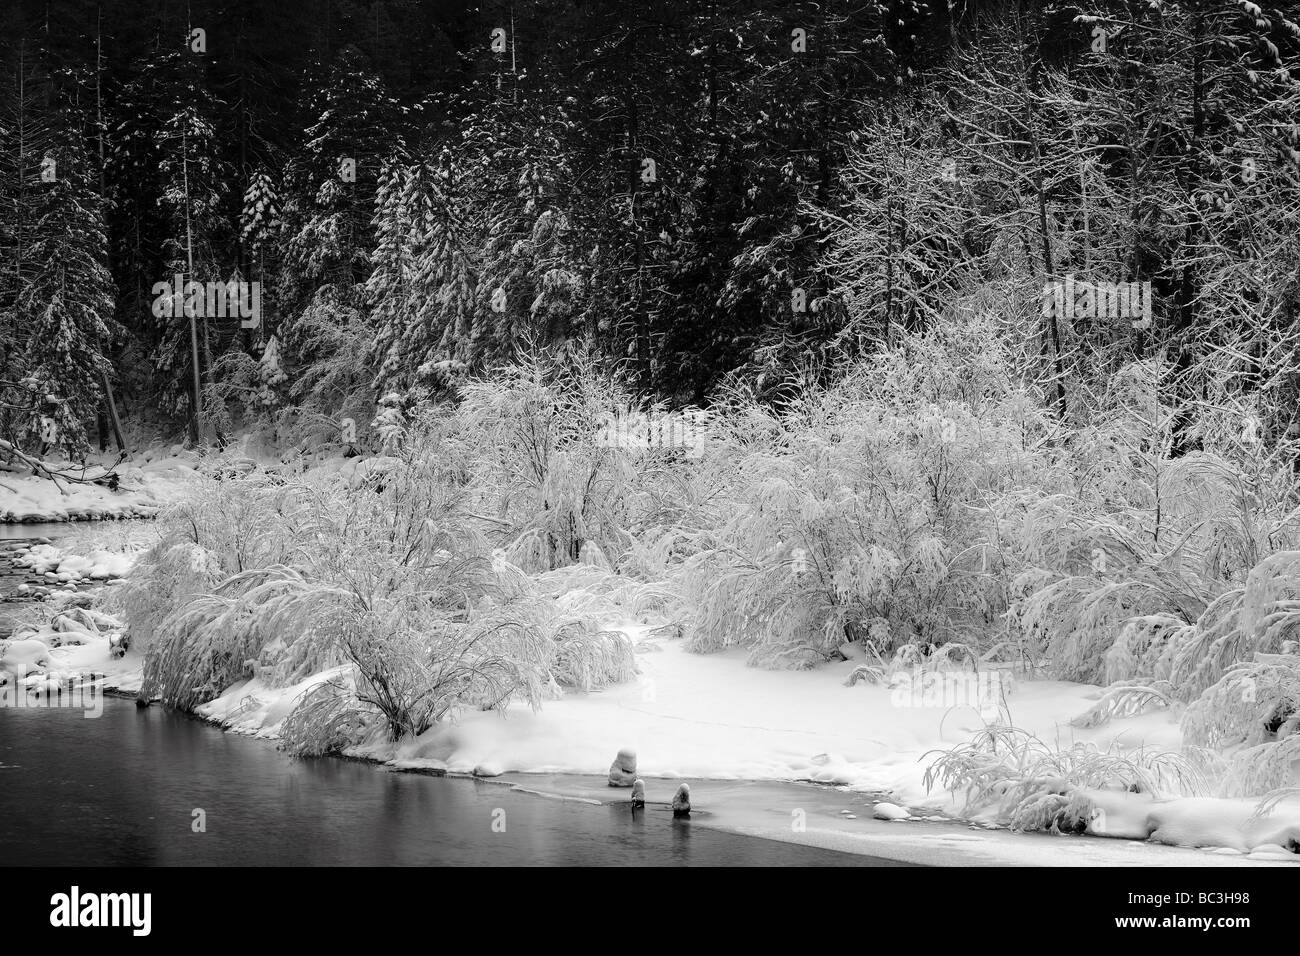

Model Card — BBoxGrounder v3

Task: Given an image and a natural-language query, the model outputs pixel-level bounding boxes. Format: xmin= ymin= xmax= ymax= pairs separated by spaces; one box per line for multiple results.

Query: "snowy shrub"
xmin=1223 ymin=737 xmax=1300 ymax=799
xmin=676 ymin=316 xmax=1049 ymax=667
xmin=115 ymin=473 xmax=311 ymax=654
xmin=129 ymin=426 xmax=645 ymax=744
xmin=1171 ymin=553 xmax=1300 ymax=701
xmin=1005 ymin=362 xmax=1300 ymax=688
xmin=1180 ymin=648 xmax=1300 ymax=798
xmin=1069 ymin=680 xmax=1174 ymax=729
xmin=113 ymin=538 xmax=224 ymax=654
xmin=345 ymin=613 xmax=552 ymax=737
xmin=279 ymin=676 xmax=374 ymax=757
xmin=1252 ymin=786 xmax=1300 ymax=817
xmin=429 ymin=347 xmax=688 ymax=573
xmin=532 ymin=562 xmax=679 ymax=621
xmin=924 ymin=726 xmax=1209 ymax=830
xmin=549 ymin=622 xmax=638 ymax=692
xmin=1100 ymin=615 xmax=1191 ymax=685
xmin=140 ymin=566 xmax=309 ymax=710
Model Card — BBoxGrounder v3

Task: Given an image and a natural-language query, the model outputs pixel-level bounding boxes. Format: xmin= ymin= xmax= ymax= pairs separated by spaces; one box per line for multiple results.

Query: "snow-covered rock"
xmin=608 ymin=747 xmax=637 ymax=787
xmin=873 ymin=802 xmax=912 ymax=821
xmin=671 ymin=783 xmax=691 ymax=816
xmin=0 ymin=639 xmax=52 ymax=677
xmin=11 ymin=543 xmax=137 ymax=583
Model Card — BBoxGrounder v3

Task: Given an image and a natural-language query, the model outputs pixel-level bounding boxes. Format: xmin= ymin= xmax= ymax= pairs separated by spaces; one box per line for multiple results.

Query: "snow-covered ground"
xmin=196 ymin=623 xmax=1165 ymax=795
xmin=0 ymin=446 xmax=201 ymax=522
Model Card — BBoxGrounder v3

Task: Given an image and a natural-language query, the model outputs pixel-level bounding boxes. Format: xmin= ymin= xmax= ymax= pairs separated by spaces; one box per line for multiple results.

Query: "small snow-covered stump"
xmin=872 ymin=802 xmax=911 ymax=821
xmin=631 ymin=779 xmax=646 ymax=808
xmin=608 ymin=748 xmax=637 ymax=787
xmin=671 ymin=783 xmax=691 ymax=817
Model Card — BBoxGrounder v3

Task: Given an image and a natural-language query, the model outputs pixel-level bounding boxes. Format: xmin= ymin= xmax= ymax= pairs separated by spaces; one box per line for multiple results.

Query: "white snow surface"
xmin=0 ymin=447 xmax=201 ymax=522
xmin=189 ymin=621 xmax=1177 ymax=794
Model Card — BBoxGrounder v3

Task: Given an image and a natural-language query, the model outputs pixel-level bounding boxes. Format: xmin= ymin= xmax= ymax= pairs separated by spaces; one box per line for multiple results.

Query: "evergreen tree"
xmin=16 ymin=133 xmax=114 ymax=455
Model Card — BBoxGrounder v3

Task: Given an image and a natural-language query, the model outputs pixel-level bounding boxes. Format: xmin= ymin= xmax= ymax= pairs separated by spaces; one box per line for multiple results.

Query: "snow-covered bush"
xmin=1005 ymin=361 xmax=1300 ymax=688
xmin=1183 ymin=657 xmax=1300 ymax=752
xmin=1172 ymin=552 xmax=1300 ymax=701
xmin=675 ymin=315 xmax=1050 ymax=667
xmin=428 ymin=346 xmax=689 ymax=573
xmin=113 ymin=473 xmax=301 ymax=653
xmin=128 ymin=429 xmax=641 ymax=747
xmin=924 ymin=726 xmax=1209 ymax=831
xmin=549 ymin=621 xmax=638 ymax=692
xmin=278 ymin=676 xmax=372 ymax=757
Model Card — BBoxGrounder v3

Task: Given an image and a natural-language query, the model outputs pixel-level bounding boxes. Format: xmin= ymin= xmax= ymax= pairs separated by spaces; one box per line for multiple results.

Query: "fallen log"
xmin=0 ymin=439 xmax=125 ymax=495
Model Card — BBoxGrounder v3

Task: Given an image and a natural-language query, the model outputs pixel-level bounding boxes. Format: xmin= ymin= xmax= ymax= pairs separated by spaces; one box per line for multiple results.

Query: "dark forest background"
xmin=1 ymin=0 xmax=1298 ymax=455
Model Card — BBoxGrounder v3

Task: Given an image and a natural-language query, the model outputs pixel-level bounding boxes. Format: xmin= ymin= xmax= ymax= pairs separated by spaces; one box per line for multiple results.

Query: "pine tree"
xmin=240 ymin=169 xmax=281 ymax=255
xmin=281 ymin=46 xmax=402 ymax=304
xmin=16 ymin=133 xmax=114 ymax=455
xmin=112 ymin=45 xmax=230 ymax=431
xmin=0 ymin=42 xmax=57 ymax=376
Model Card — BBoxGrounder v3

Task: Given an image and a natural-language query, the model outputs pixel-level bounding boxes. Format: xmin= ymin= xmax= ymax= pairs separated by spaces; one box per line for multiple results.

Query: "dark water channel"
xmin=0 ymin=699 xmax=910 ymax=866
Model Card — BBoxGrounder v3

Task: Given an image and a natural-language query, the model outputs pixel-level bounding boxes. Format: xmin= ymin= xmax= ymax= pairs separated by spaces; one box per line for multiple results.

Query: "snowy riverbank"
xmin=185 ymin=624 xmax=1299 ymax=863
xmin=0 ymin=447 xmax=202 ymax=523
xmin=5 ymin=535 xmax=1300 ymax=866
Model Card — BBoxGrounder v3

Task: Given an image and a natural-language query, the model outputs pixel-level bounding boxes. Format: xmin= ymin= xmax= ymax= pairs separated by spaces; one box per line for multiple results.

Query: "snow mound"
xmin=0 ymin=639 xmax=52 ymax=676
xmin=873 ymin=802 xmax=912 ymax=821
xmin=1087 ymin=788 xmax=1300 ymax=853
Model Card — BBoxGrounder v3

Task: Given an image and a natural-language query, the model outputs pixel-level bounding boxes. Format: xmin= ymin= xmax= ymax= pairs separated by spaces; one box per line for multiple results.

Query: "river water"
xmin=0 ymin=523 xmax=65 ymax=638
xmin=0 ymin=523 xmax=907 ymax=867
xmin=0 ymin=698 xmax=908 ymax=866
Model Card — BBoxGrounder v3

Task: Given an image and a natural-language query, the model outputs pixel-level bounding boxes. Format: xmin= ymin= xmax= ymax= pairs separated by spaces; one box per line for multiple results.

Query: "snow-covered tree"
xmin=15 ymin=135 xmax=114 ymax=455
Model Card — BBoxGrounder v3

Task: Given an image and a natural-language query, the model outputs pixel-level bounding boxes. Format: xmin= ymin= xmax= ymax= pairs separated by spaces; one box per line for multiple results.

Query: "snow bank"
xmin=0 ymin=447 xmax=201 ymax=522
xmin=1080 ymin=788 xmax=1300 ymax=857
xmin=192 ymin=622 xmax=1170 ymax=797
xmin=0 ymin=592 xmax=141 ymax=691
xmin=195 ymin=667 xmax=351 ymax=738
xmin=382 ymin=630 xmax=1176 ymax=799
